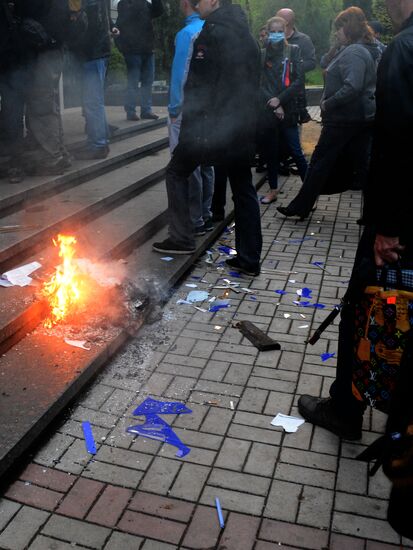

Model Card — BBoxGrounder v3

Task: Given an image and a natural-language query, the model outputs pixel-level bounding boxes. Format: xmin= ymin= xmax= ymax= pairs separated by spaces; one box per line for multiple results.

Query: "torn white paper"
xmin=64 ymin=339 xmax=91 ymax=350
xmin=187 ymin=290 xmax=209 ymax=303
xmin=271 ymin=413 xmax=305 ymax=433
xmin=2 ymin=261 xmax=41 ymax=287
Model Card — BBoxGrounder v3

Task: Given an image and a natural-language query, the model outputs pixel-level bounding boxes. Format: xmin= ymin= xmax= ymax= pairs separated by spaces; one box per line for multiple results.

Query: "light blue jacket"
xmin=168 ymin=13 xmax=204 ymax=118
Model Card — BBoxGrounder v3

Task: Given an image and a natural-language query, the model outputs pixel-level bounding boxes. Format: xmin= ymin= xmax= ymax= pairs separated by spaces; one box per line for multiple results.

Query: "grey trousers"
xmin=168 ymin=115 xmax=214 ymax=227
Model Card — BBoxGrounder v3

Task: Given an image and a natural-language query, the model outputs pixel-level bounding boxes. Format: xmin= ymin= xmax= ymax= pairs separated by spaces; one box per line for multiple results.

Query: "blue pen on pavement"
xmin=215 ymin=497 xmax=225 ymax=528
xmin=82 ymin=421 xmax=97 ymax=454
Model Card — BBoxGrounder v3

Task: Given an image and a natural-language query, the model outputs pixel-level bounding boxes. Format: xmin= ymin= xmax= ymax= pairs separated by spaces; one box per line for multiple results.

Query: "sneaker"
xmin=141 ymin=112 xmax=159 ymax=120
xmin=74 ymin=146 xmax=109 ymax=160
xmin=225 ymin=257 xmax=260 ymax=277
xmin=126 ymin=113 xmax=139 ymax=121
xmin=298 ymin=395 xmax=362 ymax=440
xmin=203 ymin=218 xmax=214 ymax=232
xmin=194 ymin=225 xmax=206 ymax=236
xmin=152 ymin=238 xmax=195 ymax=255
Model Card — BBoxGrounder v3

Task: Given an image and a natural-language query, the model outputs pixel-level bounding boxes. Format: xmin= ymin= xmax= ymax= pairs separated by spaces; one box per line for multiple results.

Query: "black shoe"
xmin=225 ymin=257 xmax=260 ymax=277
xmin=126 ymin=113 xmax=139 ymax=121
xmin=299 ymin=110 xmax=312 ymax=124
xmin=141 ymin=112 xmax=159 ymax=120
xmin=289 ymin=165 xmax=299 ymax=175
xmin=255 ymin=165 xmax=267 ymax=173
xmin=298 ymin=395 xmax=362 ymax=440
xmin=203 ymin=218 xmax=214 ymax=232
xmin=211 ymin=214 xmax=225 ymax=223
xmin=278 ymin=164 xmax=290 ymax=176
xmin=74 ymin=146 xmax=109 ymax=160
xmin=194 ymin=225 xmax=206 ymax=236
xmin=152 ymin=238 xmax=195 ymax=255
xmin=277 ymin=205 xmax=306 ymax=221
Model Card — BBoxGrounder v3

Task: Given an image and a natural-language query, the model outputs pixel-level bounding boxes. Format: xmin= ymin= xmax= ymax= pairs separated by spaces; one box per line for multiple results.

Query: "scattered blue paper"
xmin=250 ymin=296 xmax=257 ymax=301
xmin=275 ymin=290 xmax=287 ymax=295
xmin=191 ymin=276 xmax=201 ymax=280
xmin=313 ymin=261 xmax=324 ymax=267
xmin=297 ymin=301 xmax=312 ymax=307
xmin=161 ymin=257 xmax=174 ymax=262
xmin=127 ymin=416 xmax=190 ymax=457
xmin=187 ymin=290 xmax=209 ymax=303
xmin=82 ymin=421 xmax=96 ymax=454
xmin=209 ymin=304 xmax=230 ymax=312
xmin=133 ymin=398 xmax=192 ymax=416
xmin=127 ymin=398 xmax=192 ymax=457
xmin=228 ymin=271 xmax=242 ymax=278
xmin=301 ymin=287 xmax=312 ymax=298
xmin=218 ymin=245 xmax=236 ymax=255
xmin=321 ymin=352 xmax=336 ymax=362
xmin=312 ymin=303 xmax=326 ymax=309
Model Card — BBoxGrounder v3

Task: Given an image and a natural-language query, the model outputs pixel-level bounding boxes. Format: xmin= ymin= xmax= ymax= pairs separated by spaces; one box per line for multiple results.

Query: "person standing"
xmin=277 ymin=7 xmax=378 ymax=220
xmin=74 ymin=0 xmax=119 ymax=160
xmin=258 ymin=16 xmax=308 ymax=205
xmin=116 ymin=0 xmax=164 ymax=121
xmin=168 ymin=0 xmax=214 ymax=236
xmin=297 ymin=0 xmax=413 ymax=440
xmin=153 ymin=0 xmax=262 ymax=278
xmin=276 ymin=8 xmax=316 ymax=124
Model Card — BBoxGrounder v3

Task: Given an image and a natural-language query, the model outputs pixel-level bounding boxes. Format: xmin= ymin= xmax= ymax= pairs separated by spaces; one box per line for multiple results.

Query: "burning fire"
xmin=42 ymin=234 xmax=83 ymax=328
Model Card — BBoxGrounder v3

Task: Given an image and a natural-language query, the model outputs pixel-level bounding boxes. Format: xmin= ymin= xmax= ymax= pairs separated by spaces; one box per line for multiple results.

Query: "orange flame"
xmin=42 ymin=234 xmax=82 ymax=328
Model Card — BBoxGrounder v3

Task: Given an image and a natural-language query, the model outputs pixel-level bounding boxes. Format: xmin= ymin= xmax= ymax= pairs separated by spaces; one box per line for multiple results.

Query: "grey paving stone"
xmin=190 ymin=339 xmax=214 ymax=359
xmin=264 ymin=480 xmax=301 ymax=522
xmin=29 ymin=536 xmax=89 ymax=549
xmin=332 ymin=511 xmax=400 ymax=544
xmin=238 ymin=388 xmax=269 ymax=414
xmin=42 ymin=515 xmax=110 ymax=549
xmin=248 ymin=376 xmax=295 ymax=393
xmin=156 ymin=362 xmax=202 ymax=378
xmin=103 ymin=531 xmax=144 ymax=549
xmin=298 ymin=486 xmax=334 ymax=528
xmin=173 ymin=403 xmax=208 ymax=430
xmin=280 ymin=448 xmax=337 ymax=472
xmin=336 ymin=457 xmax=369 ymax=495
xmin=84 ymin=460 xmax=143 ymax=488
xmin=0 ymin=506 xmax=49 ymax=550
xmin=141 ymin=541 xmax=177 ymax=550
xmin=201 ymin=486 xmax=265 ymax=516
xmin=199 ymin=360 xmax=230 ymax=382
xmin=140 ymin=372 xmax=174 ymax=396
xmin=139 ymin=457 xmax=181 ymax=495
xmin=200 ymin=407 xmax=234 ymax=435
xmin=228 ymin=423 xmax=282 ymax=446
xmin=0 ymin=499 xmax=21 ymax=532
xmin=335 ymin=492 xmax=387 ymax=519
xmin=33 ymin=433 xmax=75 ymax=467
xmin=195 ymin=380 xmax=243 ymax=397
xmin=163 ymin=376 xmax=196 ymax=400
xmin=169 ymin=463 xmax=210 ymax=501
xmin=215 ymin=438 xmax=251 ymax=471
xmin=233 ymin=411 xmax=275 ymax=431
xmin=244 ymin=442 xmax=278 ymax=477
xmin=79 ymin=384 xmax=115 ymax=410
xmin=211 ymin=351 xmax=256 ymax=365
xmin=173 ymin=428 xmax=223 ymax=450
xmin=55 ymin=439 xmax=91 ymax=474
xmin=274 ymin=463 xmax=335 ymax=490
xmin=168 ymin=336 xmax=196 ymax=356
xmin=208 ymin=468 xmax=271 ymax=496
xmin=368 ymin=468 xmax=392 ymax=500
xmin=264 ymin=391 xmax=294 ymax=416
xmin=71 ymin=406 xmax=118 ymax=429
xmin=99 ymin=388 xmax=136 ymax=414
xmin=223 ymin=363 xmax=253 ymax=385
xmin=94 ymin=445 xmax=152 ymax=471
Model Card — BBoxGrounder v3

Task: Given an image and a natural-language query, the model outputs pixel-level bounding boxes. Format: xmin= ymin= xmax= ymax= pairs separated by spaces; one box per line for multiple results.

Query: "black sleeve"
xmin=278 ymin=46 xmax=304 ymax=105
xmin=151 ymin=0 xmax=163 ymax=18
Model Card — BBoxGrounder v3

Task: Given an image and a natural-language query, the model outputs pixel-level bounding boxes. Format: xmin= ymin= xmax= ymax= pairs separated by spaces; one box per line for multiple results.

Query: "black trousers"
xmin=287 ymin=123 xmax=372 ymax=217
xmin=211 ymin=165 xmax=228 ymax=220
xmin=166 ymin=144 xmax=262 ymax=268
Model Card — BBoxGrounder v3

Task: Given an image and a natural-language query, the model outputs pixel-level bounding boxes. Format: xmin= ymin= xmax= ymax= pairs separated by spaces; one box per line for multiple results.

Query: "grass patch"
xmin=305 ymin=66 xmax=324 ymax=86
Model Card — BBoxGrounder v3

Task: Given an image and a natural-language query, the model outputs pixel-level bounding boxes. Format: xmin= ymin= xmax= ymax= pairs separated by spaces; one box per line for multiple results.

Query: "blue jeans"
xmin=82 ymin=58 xmax=109 ymax=149
xmin=124 ymin=53 xmax=154 ymax=115
xmin=168 ymin=115 xmax=214 ymax=227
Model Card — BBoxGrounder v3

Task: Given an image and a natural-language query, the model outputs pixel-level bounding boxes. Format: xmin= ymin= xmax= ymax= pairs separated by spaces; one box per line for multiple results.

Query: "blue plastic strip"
xmin=127 ymin=415 xmax=191 ymax=457
xmin=82 ymin=421 xmax=97 ymax=454
xmin=133 ymin=397 xmax=192 ymax=416
xmin=215 ymin=497 xmax=225 ymax=528
xmin=321 ymin=352 xmax=336 ymax=362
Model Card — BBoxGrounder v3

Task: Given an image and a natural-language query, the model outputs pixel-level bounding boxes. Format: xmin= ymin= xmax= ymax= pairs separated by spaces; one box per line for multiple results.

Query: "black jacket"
xmin=259 ymin=42 xmax=304 ymax=128
xmin=364 ymin=13 xmax=413 ymax=250
xmin=15 ymin=0 xmax=69 ymax=50
xmin=178 ymin=4 xmax=260 ymax=165
xmin=116 ymin=0 xmax=163 ymax=55
xmin=76 ymin=0 xmax=113 ymax=61
xmin=288 ymin=29 xmax=316 ymax=73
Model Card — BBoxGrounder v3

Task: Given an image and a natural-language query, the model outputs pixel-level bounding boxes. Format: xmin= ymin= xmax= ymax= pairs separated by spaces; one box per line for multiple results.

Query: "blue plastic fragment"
xmin=313 ymin=261 xmax=323 ymax=266
xmin=215 ymin=497 xmax=225 ymax=528
xmin=289 ymin=236 xmax=314 ymax=244
xmin=250 ymin=296 xmax=257 ymax=301
xmin=127 ymin=415 xmax=191 ymax=457
xmin=218 ymin=245 xmax=236 ymax=255
xmin=312 ymin=303 xmax=326 ymax=309
xmin=321 ymin=352 xmax=336 ymax=362
xmin=297 ymin=301 xmax=312 ymax=307
xmin=209 ymin=304 xmax=230 ymax=312
xmin=191 ymin=276 xmax=201 ymax=280
xmin=82 ymin=421 xmax=97 ymax=454
xmin=301 ymin=287 xmax=312 ymax=298
xmin=228 ymin=271 xmax=242 ymax=278
xmin=275 ymin=290 xmax=287 ymax=295
xmin=132 ymin=397 xmax=192 ymax=416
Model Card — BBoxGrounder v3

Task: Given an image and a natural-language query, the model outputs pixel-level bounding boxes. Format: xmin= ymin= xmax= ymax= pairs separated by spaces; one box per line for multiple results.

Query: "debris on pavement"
xmin=235 ymin=320 xmax=281 ymax=351
xmin=82 ymin=421 xmax=97 ymax=454
xmin=271 ymin=413 xmax=305 ymax=433
xmin=64 ymin=339 xmax=91 ymax=350
xmin=321 ymin=352 xmax=336 ymax=362
xmin=215 ymin=497 xmax=225 ymax=528
xmin=1 ymin=261 xmax=42 ymax=287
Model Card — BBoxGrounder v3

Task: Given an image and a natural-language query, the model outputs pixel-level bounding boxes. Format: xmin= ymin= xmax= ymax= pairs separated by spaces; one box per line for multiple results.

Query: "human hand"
xmin=111 ymin=27 xmax=120 ymax=36
xmin=374 ymin=234 xmax=405 ymax=266
xmin=267 ymin=97 xmax=281 ymax=110
xmin=274 ymin=105 xmax=284 ymax=120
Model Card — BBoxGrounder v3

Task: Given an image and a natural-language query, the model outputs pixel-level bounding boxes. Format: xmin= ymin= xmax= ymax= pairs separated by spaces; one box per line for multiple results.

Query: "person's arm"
xmin=168 ymin=29 xmax=194 ymax=119
xmin=277 ymin=46 xmax=305 ymax=105
xmin=322 ymin=48 xmax=367 ymax=111
xmin=299 ymin=34 xmax=316 ymax=72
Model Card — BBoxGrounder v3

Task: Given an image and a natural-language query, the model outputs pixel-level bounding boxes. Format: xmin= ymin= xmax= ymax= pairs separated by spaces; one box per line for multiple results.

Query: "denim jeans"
xmin=260 ymin=123 xmax=308 ymax=189
xmin=166 ymin=143 xmax=262 ymax=268
xmin=82 ymin=58 xmax=109 ymax=149
xmin=124 ymin=53 xmax=154 ymax=116
xmin=168 ymin=115 xmax=214 ymax=227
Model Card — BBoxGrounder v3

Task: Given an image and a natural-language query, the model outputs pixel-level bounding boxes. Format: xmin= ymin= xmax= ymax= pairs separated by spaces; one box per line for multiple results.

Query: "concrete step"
xmin=0 ymin=124 xmax=168 ymax=214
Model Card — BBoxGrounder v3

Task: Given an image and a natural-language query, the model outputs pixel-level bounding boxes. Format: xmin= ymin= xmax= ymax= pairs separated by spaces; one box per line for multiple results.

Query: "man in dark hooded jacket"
xmin=153 ymin=0 xmax=262 ymax=276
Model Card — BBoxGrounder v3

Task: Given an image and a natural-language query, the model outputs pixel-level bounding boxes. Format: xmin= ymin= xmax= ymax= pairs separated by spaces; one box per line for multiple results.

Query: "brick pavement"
xmin=1 ymin=165 xmax=412 ymax=549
